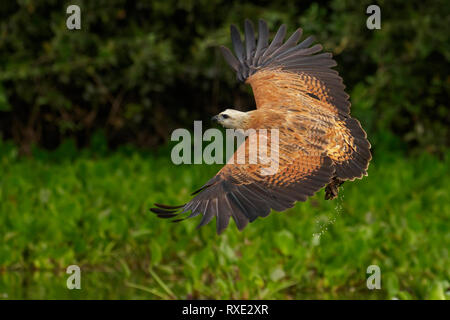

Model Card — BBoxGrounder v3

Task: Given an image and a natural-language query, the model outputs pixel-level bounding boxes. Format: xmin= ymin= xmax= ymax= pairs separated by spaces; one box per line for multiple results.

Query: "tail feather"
xmin=329 ymin=117 xmax=371 ymax=181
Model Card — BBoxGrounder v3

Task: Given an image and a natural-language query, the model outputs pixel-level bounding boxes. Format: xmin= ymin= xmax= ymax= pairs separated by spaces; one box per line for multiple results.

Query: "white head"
xmin=211 ymin=109 xmax=250 ymax=129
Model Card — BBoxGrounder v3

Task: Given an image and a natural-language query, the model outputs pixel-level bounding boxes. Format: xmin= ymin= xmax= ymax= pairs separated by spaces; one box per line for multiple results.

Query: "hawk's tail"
xmin=327 ymin=117 xmax=372 ymax=181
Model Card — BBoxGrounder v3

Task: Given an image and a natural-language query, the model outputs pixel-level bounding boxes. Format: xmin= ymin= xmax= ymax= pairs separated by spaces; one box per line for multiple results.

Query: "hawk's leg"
xmin=325 ymin=177 xmax=345 ymax=200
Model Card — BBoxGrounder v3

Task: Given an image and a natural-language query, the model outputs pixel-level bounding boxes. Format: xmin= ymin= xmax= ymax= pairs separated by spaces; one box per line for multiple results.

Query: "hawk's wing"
xmin=151 ymin=128 xmax=334 ymax=234
xmin=220 ymin=19 xmax=371 ymax=181
xmin=220 ymin=19 xmax=349 ymax=115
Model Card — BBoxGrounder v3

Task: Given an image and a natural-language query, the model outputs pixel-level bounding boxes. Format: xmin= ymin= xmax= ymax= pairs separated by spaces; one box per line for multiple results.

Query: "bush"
xmin=1 ymin=142 xmax=449 ymax=299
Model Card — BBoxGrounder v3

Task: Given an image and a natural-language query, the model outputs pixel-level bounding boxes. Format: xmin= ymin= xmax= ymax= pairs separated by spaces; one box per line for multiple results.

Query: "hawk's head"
xmin=211 ymin=109 xmax=250 ymax=129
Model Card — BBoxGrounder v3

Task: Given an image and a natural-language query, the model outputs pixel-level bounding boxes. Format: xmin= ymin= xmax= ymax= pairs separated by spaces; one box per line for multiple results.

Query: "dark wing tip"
xmin=258 ymin=18 xmax=268 ymax=29
xmin=191 ymin=183 xmax=214 ymax=196
xmin=153 ymin=203 xmax=185 ymax=209
xmin=244 ymin=18 xmax=255 ymax=32
xmin=150 ymin=203 xmax=186 ymax=220
xmin=220 ymin=45 xmax=240 ymax=72
xmin=244 ymin=19 xmax=256 ymax=64
xmin=150 ymin=207 xmax=178 ymax=214
xmin=230 ymin=24 xmax=244 ymax=63
xmin=156 ymin=213 xmax=179 ymax=219
xmin=222 ymin=19 xmax=337 ymax=86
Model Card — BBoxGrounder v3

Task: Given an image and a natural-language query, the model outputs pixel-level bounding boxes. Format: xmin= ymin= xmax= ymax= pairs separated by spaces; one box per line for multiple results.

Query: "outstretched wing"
xmin=220 ymin=19 xmax=371 ymax=181
xmin=220 ymin=19 xmax=349 ymax=115
xmin=151 ymin=129 xmax=334 ymax=234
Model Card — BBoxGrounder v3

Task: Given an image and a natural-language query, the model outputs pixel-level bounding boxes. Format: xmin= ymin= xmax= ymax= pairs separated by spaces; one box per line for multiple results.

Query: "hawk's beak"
xmin=211 ymin=115 xmax=219 ymax=122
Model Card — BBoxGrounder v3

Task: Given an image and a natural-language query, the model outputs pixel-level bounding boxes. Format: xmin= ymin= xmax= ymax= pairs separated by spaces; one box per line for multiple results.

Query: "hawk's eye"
xmin=222 ymin=114 xmax=230 ymax=119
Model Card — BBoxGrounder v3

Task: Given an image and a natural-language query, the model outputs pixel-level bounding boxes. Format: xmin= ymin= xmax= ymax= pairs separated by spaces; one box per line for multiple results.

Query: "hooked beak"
xmin=211 ymin=115 xmax=219 ymax=122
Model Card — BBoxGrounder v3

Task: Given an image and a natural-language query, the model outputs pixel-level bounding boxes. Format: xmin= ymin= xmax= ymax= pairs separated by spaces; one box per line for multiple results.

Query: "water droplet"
xmin=312 ymin=190 xmax=344 ymax=242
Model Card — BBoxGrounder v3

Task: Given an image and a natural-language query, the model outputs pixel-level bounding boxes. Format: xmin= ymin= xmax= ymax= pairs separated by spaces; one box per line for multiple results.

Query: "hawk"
xmin=151 ymin=19 xmax=371 ymax=234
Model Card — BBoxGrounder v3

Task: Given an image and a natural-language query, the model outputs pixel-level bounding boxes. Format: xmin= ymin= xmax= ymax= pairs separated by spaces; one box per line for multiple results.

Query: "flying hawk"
xmin=151 ymin=19 xmax=371 ymax=234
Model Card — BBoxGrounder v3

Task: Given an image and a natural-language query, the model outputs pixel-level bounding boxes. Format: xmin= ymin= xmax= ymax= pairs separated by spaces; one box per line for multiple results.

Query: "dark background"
xmin=1 ymin=0 xmax=448 ymax=155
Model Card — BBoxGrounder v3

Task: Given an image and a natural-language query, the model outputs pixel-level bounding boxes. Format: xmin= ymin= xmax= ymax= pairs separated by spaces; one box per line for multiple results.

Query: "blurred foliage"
xmin=0 ymin=0 xmax=448 ymax=155
xmin=0 ymin=140 xmax=449 ymax=299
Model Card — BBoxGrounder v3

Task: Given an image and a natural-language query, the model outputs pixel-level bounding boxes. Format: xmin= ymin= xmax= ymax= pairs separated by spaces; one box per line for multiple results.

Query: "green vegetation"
xmin=1 ymin=140 xmax=448 ymax=299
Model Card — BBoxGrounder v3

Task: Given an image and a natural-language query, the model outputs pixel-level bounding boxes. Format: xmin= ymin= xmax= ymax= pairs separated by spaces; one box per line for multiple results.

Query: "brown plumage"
xmin=150 ymin=19 xmax=371 ymax=234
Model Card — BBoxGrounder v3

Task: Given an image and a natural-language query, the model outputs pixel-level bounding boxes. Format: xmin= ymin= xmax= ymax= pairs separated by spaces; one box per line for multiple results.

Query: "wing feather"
xmin=261 ymin=24 xmax=287 ymax=59
xmin=253 ymin=19 xmax=269 ymax=65
xmin=220 ymin=20 xmax=350 ymax=115
xmin=151 ymin=129 xmax=334 ymax=233
xmin=230 ymin=24 xmax=245 ymax=64
xmin=244 ymin=19 xmax=256 ymax=65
